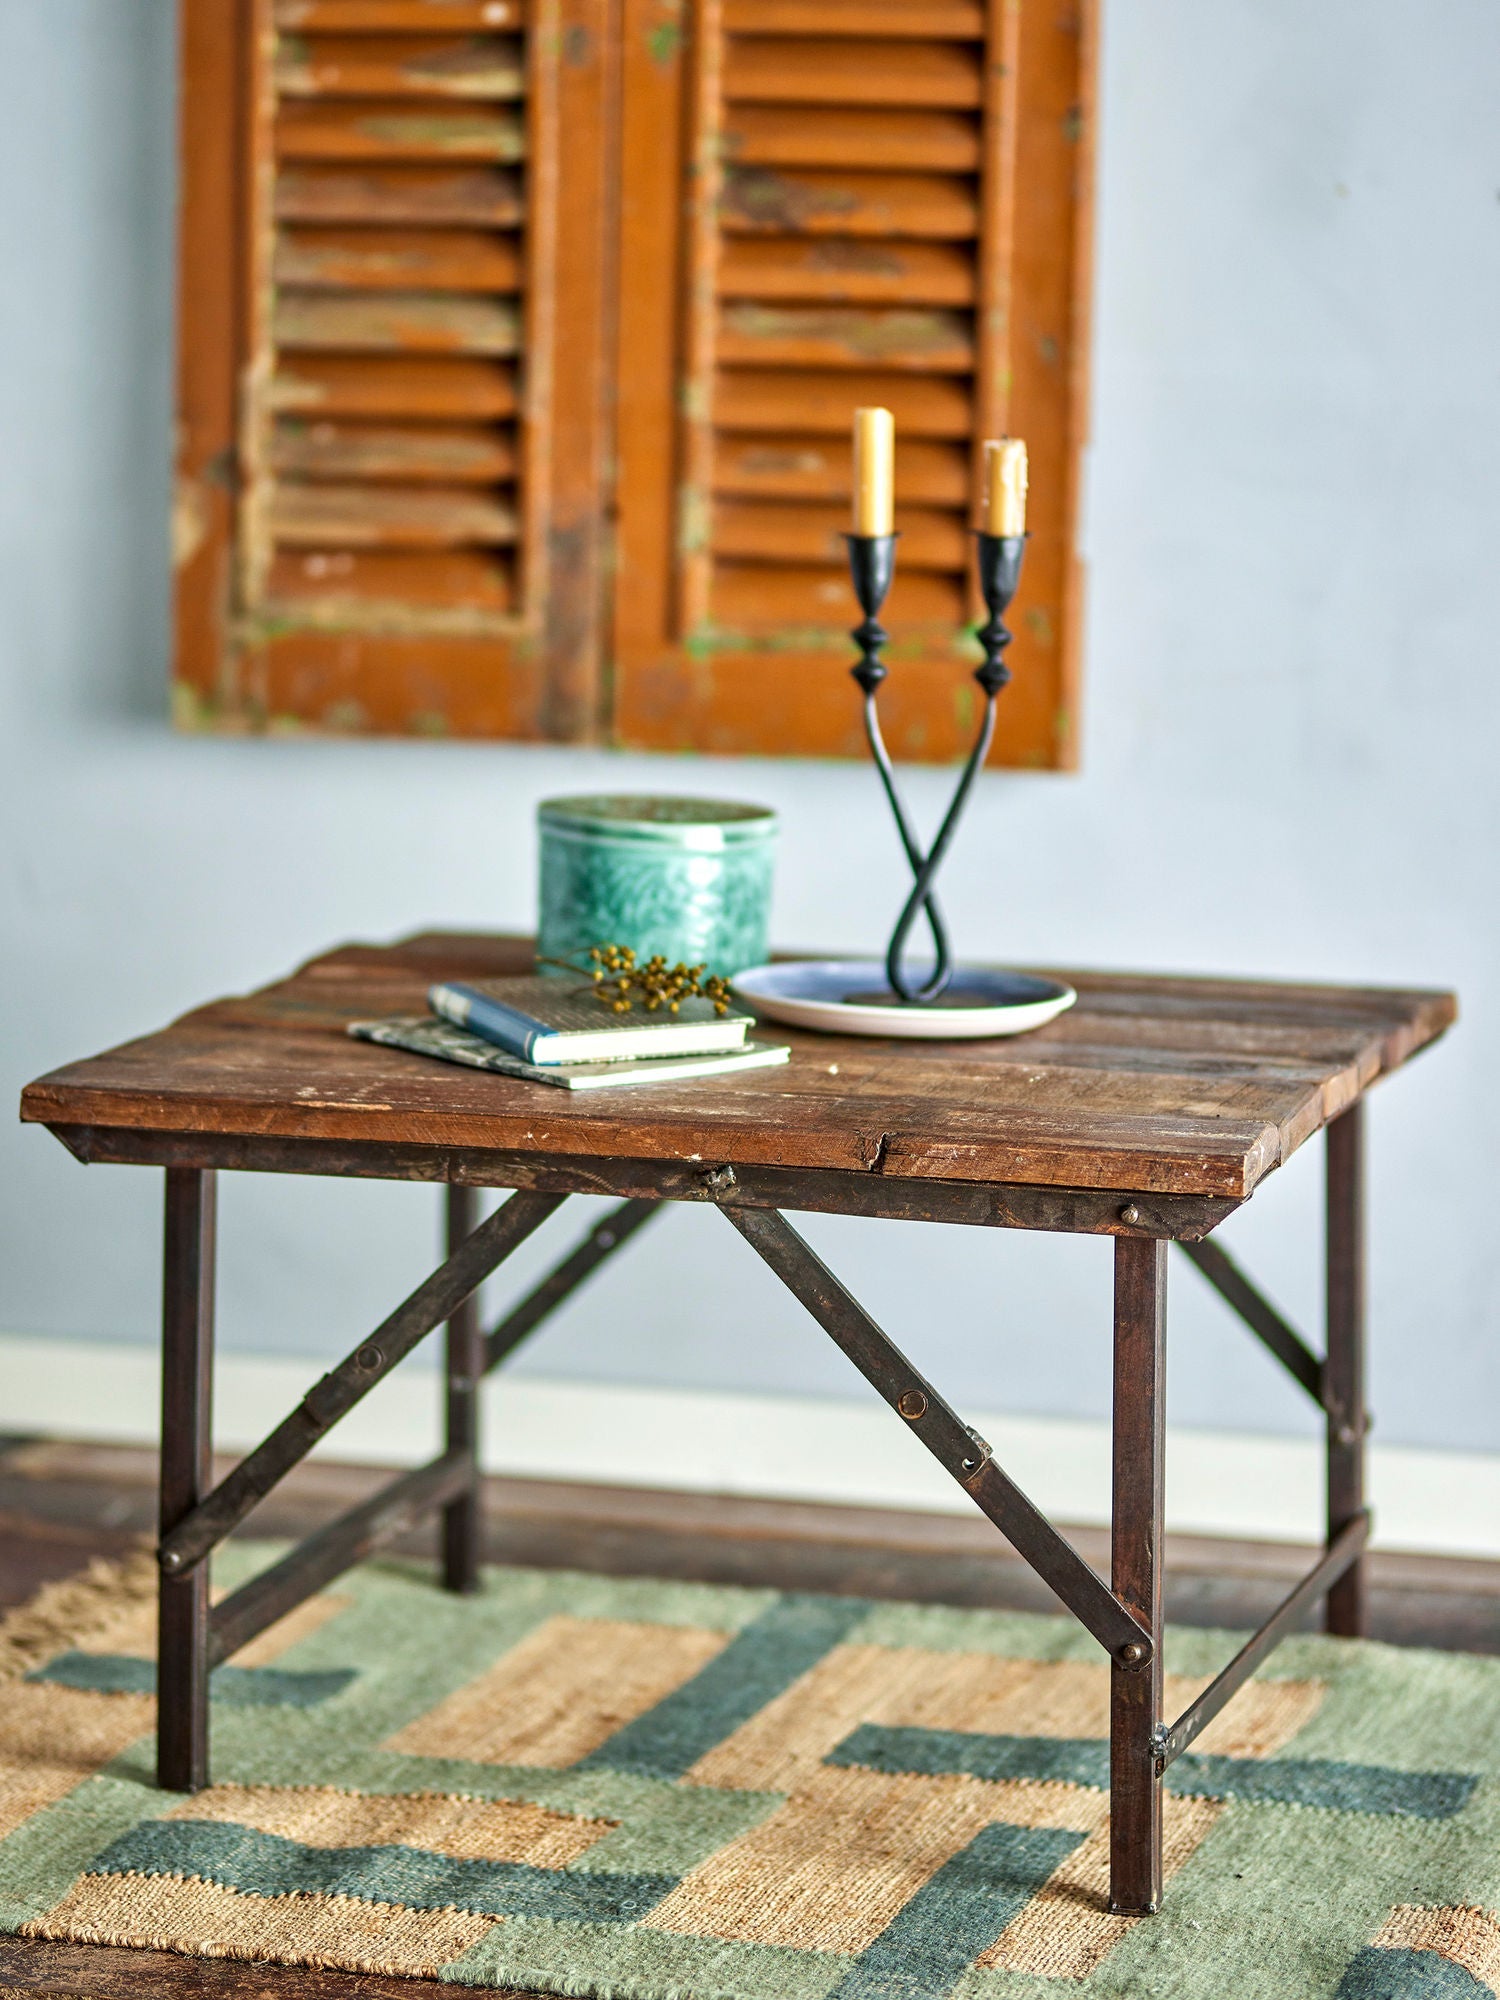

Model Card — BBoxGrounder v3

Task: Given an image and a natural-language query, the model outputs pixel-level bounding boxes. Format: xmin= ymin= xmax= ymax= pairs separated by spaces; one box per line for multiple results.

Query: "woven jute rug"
xmin=0 ymin=1546 xmax=1497 ymax=1999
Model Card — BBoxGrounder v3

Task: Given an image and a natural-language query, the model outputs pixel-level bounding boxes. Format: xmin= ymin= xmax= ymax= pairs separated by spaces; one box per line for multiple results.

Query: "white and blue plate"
xmin=732 ymin=960 xmax=1077 ymax=1041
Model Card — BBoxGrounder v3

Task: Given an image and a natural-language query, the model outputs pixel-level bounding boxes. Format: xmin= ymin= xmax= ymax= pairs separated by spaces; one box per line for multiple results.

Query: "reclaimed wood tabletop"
xmin=18 ymin=933 xmax=1455 ymax=1211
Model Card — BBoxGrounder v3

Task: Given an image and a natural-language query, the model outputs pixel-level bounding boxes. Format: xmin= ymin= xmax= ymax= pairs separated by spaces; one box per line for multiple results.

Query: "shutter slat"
xmin=276 ymin=33 xmax=524 ymax=98
xmin=715 ymin=499 xmax=966 ymax=568
xmin=719 ymin=236 xmax=973 ymax=304
xmin=714 ymin=433 xmax=968 ymax=503
xmin=272 ymin=417 xmax=517 ymax=482
xmin=276 ymin=164 xmax=524 ymax=224
xmin=272 ymin=354 xmax=519 ymax=417
xmin=275 ymin=290 xmax=522 ymax=353
xmin=273 ymin=482 xmax=519 ymax=545
xmin=268 ymin=548 xmax=514 ymax=613
xmin=717 ymin=303 xmax=973 ymax=371
xmin=726 ymin=106 xmax=979 ymax=170
xmin=725 ymin=39 xmax=981 ymax=108
xmin=712 ymin=561 xmax=964 ymax=631
xmin=701 ymin=12 xmax=987 ymax=645
xmin=258 ymin=0 xmax=535 ymax=634
xmin=275 ymin=225 xmax=522 ymax=291
xmin=722 ymin=167 xmax=976 ymax=239
xmin=276 ymin=100 xmax=525 ymax=160
xmin=275 ymin=3 xmax=524 ymax=29
xmin=725 ymin=2 xmax=984 ymax=35
xmin=715 ymin=366 xmax=972 ymax=436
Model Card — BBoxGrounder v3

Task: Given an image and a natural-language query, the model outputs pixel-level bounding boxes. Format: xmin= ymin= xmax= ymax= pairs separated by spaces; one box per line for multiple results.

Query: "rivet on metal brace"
xmin=701 ymin=1164 xmax=738 ymax=1196
xmin=959 ymin=1427 xmax=992 ymax=1476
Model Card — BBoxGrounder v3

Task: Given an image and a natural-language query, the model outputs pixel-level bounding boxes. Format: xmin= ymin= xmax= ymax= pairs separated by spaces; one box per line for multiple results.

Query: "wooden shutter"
xmin=173 ymin=0 xmax=614 ymax=738
xmin=175 ymin=0 xmax=1093 ymax=765
xmin=611 ymin=0 xmax=1093 ymax=767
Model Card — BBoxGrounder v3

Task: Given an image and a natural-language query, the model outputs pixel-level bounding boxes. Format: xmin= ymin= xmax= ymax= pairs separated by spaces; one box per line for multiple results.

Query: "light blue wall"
xmin=2 ymin=1 xmax=1497 ymax=1451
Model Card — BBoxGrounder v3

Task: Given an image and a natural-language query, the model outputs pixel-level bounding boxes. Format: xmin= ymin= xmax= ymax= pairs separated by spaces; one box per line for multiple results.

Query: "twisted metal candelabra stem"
xmin=846 ymin=529 xmax=1027 ymax=1004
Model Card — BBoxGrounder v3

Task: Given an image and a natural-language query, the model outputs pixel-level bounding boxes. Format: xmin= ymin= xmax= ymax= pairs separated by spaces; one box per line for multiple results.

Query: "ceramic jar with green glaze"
xmin=537 ymin=795 xmax=777 ymax=979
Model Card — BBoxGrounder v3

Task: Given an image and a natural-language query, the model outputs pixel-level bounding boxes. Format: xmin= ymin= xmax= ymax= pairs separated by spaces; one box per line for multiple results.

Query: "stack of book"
xmin=349 ymin=975 xmax=790 ymax=1091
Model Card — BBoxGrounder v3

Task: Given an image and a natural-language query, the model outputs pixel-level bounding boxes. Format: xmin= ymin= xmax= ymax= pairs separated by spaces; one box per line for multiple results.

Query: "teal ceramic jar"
xmin=537 ymin=795 xmax=777 ymax=978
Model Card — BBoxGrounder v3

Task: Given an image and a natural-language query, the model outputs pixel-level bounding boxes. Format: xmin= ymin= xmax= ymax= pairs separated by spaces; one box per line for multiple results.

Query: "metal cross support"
xmin=720 ymin=1203 xmax=1165 ymax=1912
xmin=722 ymin=1207 xmax=1153 ymax=1663
xmin=153 ymin=1181 xmax=661 ymax=1792
xmin=1176 ymin=1098 xmax=1371 ymax=1638
xmin=710 ymin=1105 xmax=1372 ymax=1916
xmin=1120 ymin=1105 xmax=1369 ymax=1899
xmin=151 ymin=1101 xmax=1371 ymax=1924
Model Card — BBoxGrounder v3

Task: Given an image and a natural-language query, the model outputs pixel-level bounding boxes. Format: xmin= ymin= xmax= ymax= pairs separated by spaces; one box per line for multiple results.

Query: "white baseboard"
xmin=5 ymin=1333 xmax=1498 ymax=1560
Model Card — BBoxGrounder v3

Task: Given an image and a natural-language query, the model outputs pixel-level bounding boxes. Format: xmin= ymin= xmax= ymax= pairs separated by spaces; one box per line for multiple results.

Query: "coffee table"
xmin=18 ymin=932 xmax=1455 ymax=1915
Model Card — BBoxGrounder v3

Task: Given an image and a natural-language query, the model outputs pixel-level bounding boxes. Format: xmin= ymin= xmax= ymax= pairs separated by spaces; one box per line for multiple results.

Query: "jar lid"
xmin=538 ymin=794 xmax=778 ymax=850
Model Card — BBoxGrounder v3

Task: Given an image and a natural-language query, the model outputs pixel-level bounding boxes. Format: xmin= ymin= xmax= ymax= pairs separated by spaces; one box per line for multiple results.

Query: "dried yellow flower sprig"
xmin=539 ymin=943 xmax=736 ymax=1016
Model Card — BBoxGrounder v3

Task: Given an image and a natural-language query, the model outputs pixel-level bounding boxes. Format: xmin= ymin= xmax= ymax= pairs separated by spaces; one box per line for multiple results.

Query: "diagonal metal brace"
xmin=1155 ymin=1510 xmax=1370 ymax=1770
xmin=486 ymin=1198 xmax=660 ymax=1373
xmin=1177 ymin=1239 xmax=1325 ymax=1407
xmin=159 ymin=1189 xmax=567 ymax=1578
xmin=722 ymin=1206 xmax=1153 ymax=1664
xmin=210 ymin=1449 xmax=472 ymax=1667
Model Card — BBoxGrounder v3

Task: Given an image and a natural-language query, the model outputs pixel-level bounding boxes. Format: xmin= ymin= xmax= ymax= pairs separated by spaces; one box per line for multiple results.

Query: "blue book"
xmin=427 ymin=974 xmax=752 ymax=1065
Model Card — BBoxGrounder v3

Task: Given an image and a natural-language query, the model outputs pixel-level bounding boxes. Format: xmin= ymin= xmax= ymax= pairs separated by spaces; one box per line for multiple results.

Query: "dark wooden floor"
xmin=1 ymin=1435 xmax=1497 ymax=1998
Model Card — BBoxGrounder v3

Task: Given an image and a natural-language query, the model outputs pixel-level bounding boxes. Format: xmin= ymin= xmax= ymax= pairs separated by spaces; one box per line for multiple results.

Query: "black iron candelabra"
xmin=846 ymin=528 xmax=1027 ymax=1004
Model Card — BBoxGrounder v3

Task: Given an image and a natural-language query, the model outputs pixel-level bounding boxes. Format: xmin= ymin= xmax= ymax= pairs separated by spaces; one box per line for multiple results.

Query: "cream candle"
xmin=852 ymin=406 xmax=895 ymax=536
xmin=982 ymin=437 xmax=1027 ymax=536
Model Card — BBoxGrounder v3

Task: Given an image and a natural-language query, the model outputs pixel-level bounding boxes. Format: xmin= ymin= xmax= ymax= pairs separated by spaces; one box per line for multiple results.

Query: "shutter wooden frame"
xmin=173 ymin=0 xmax=615 ymax=740
xmin=173 ymin=0 xmax=1094 ymax=767
xmin=611 ymin=0 xmax=1095 ymax=770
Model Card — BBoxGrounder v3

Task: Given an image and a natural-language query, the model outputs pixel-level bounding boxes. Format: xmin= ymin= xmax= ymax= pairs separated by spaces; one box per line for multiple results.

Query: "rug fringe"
xmin=0 ymin=1543 xmax=158 ymax=1682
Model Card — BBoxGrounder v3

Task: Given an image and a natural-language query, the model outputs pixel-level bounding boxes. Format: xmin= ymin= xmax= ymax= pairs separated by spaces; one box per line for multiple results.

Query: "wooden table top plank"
xmin=19 ymin=932 xmax=1455 ymax=1201
xmin=23 ymin=1000 xmax=1330 ymax=1139
xmin=23 ymin=1027 xmax=1289 ymax=1194
xmin=303 ymin=933 xmax=1451 ymax=1079
xmin=182 ymin=966 xmax=1412 ymax=1095
xmin=180 ymin=989 xmax=1364 ymax=1101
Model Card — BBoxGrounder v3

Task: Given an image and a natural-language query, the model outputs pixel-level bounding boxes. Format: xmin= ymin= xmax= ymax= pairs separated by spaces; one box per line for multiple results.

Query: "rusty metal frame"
xmin=1149 ymin=1102 xmax=1371 ymax=1777
xmin=486 ymin=1197 xmax=660 ymax=1371
xmin=54 ymin=1124 xmax=1241 ymax=1239
xmin=1153 ymin=1511 xmax=1369 ymax=1771
xmin=692 ymin=1116 xmax=1371 ymax=1916
xmin=136 ymin=1101 xmax=1370 ymax=1918
xmin=1177 ymin=1238 xmax=1325 ymax=1405
xmin=721 ymin=1204 xmax=1153 ymax=1661
xmin=153 ymin=1187 xmax=662 ymax=1790
xmin=160 ymin=1190 xmax=568 ymax=1580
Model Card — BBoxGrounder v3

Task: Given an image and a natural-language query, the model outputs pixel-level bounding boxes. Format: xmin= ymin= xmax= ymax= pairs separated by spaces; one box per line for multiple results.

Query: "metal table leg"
xmin=150 ymin=1184 xmax=660 ymax=1790
xmin=158 ymin=1166 xmax=216 ymax=1793
xmin=1109 ymin=1237 xmax=1166 ymax=1915
xmin=1326 ymin=1101 xmax=1368 ymax=1636
xmin=442 ymin=1184 xmax=483 ymax=1594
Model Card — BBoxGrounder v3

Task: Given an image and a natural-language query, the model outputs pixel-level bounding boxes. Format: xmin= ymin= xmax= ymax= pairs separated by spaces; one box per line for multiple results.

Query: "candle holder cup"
xmin=845 ymin=527 xmax=1027 ymax=1006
